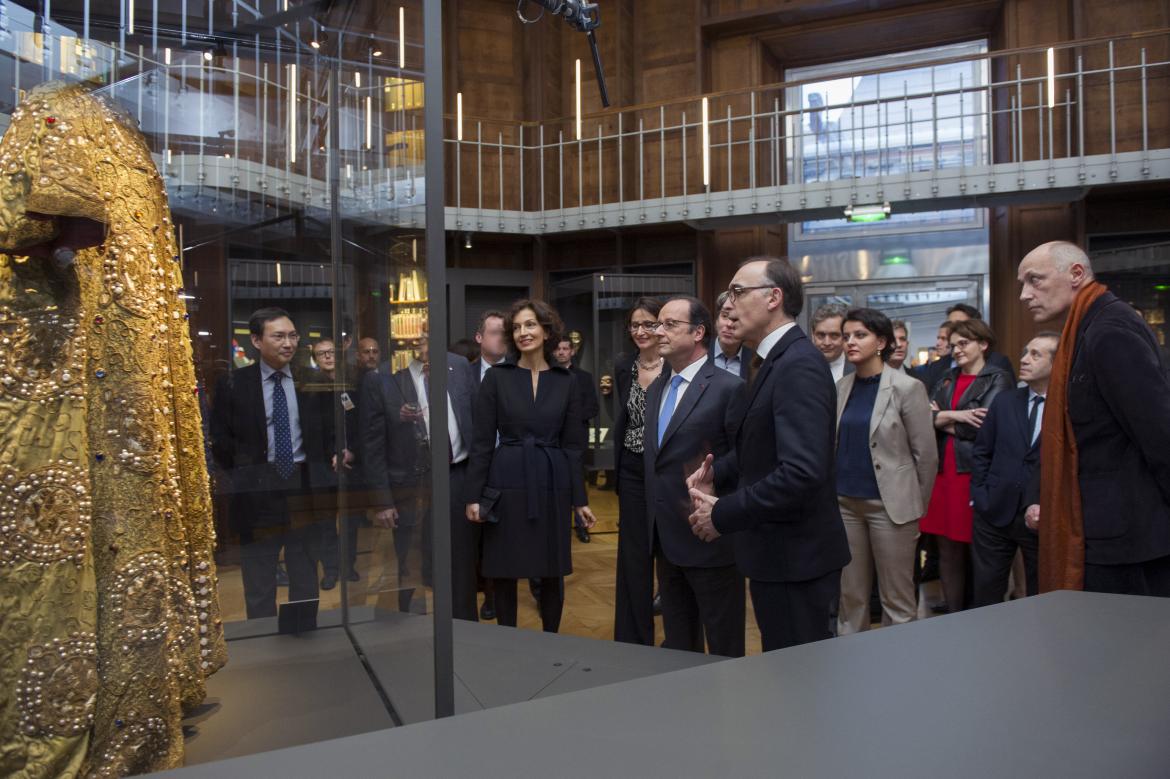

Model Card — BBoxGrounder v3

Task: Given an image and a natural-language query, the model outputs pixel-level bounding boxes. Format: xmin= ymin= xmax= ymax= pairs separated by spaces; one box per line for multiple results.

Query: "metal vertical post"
xmin=930 ymin=67 xmax=938 ymax=171
xmin=749 ymin=92 xmax=756 ymax=191
xmin=659 ymin=106 xmax=665 ymax=201
xmin=559 ymin=130 xmax=564 ymax=212
xmin=477 ymin=121 xmax=482 ymax=212
xmin=638 ymin=118 xmax=644 ymax=202
xmin=539 ymin=125 xmax=545 ymax=213
xmin=959 ymin=74 xmax=965 ymax=167
xmin=519 ymin=124 xmax=525 ymax=211
xmin=1108 ymin=41 xmax=1116 ymax=160
xmin=774 ymin=97 xmax=780 ymax=187
xmin=1140 ymin=47 xmax=1148 ymax=154
xmin=618 ymin=113 xmax=624 ymax=204
xmin=1065 ymin=88 xmax=1071 ymax=160
xmin=682 ymin=110 xmax=687 ymax=195
xmin=1010 ymin=95 xmax=1017 ymax=164
xmin=1038 ymin=83 xmax=1044 ymax=160
xmin=1015 ymin=64 xmax=1023 ymax=163
xmin=597 ymin=124 xmax=602 ymax=206
xmin=577 ymin=125 xmax=583 ymax=210
xmin=726 ymin=105 xmax=732 ymax=192
xmin=1076 ymin=55 xmax=1084 ymax=158
xmin=422 ymin=0 xmax=454 ymax=720
xmin=498 ymin=132 xmax=504 ymax=210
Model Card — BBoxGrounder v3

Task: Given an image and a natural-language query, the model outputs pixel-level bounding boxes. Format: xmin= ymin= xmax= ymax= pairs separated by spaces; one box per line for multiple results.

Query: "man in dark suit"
xmin=711 ymin=290 xmax=754 ymax=379
xmin=645 ymin=296 xmax=747 ymax=657
xmin=919 ymin=306 xmax=1016 ymax=394
xmin=472 ymin=310 xmax=508 ymax=384
xmin=970 ymin=333 xmax=1059 ymax=605
xmin=811 ymin=302 xmax=856 ymax=384
xmin=211 ymin=307 xmax=331 ymax=619
xmin=362 ymin=338 xmax=480 ymax=619
xmin=1019 ymin=241 xmax=1170 ymax=596
xmin=555 ymin=336 xmax=601 ymax=543
xmin=688 ymin=257 xmax=851 ymax=651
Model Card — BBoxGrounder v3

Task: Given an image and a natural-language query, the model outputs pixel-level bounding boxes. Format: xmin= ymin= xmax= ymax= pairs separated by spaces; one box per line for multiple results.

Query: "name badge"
xmin=340 ymin=392 xmax=355 ymax=411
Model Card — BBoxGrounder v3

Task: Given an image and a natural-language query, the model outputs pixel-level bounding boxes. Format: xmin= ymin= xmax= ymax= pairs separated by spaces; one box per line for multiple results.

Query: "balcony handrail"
xmin=445 ymin=28 xmax=1170 ymax=128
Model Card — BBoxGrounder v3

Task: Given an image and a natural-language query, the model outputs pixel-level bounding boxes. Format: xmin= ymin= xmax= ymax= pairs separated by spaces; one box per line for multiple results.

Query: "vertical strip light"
xmin=355 ymin=71 xmax=361 ymax=87
xmin=128 ymin=0 xmax=134 ymax=34
xmin=1046 ymin=46 xmax=1056 ymax=108
xmin=575 ymin=58 xmax=582 ymax=141
xmin=164 ymin=46 xmax=170 ymax=64
xmin=456 ymin=91 xmax=463 ymax=141
xmin=398 ymin=7 xmax=405 ymax=69
xmin=288 ymin=63 xmax=297 ymax=164
xmin=366 ymin=96 xmax=373 ymax=149
xmin=701 ymin=96 xmax=710 ymax=188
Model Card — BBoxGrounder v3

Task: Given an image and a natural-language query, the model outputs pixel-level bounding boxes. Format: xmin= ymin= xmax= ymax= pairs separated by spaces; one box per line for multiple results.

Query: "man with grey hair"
xmin=710 ymin=290 xmax=754 ymax=379
xmin=811 ymin=302 xmax=854 ymax=382
xmin=1018 ymin=240 xmax=1170 ymax=597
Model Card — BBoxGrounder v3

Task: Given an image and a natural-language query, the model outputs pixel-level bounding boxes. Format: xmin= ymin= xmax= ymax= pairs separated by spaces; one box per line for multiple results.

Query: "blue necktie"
xmin=657 ymin=374 xmax=685 ymax=447
xmin=271 ymin=371 xmax=295 ymax=479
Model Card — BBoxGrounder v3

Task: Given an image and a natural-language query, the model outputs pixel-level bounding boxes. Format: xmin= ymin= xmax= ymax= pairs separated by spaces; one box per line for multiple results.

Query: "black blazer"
xmin=707 ymin=344 xmax=755 ymax=381
xmin=921 ymin=349 xmax=1016 ymax=395
xmin=360 ymin=353 xmax=475 ymax=508
xmin=210 ymin=362 xmax=332 ymax=488
xmin=711 ymin=326 xmax=851 ymax=583
xmin=970 ymin=387 xmax=1042 ymax=528
xmin=1066 ymin=291 xmax=1170 ymax=565
xmin=930 ymin=364 xmax=1013 ymax=474
xmin=644 ymin=359 xmax=745 ymax=569
xmin=571 ymin=365 xmax=601 ymax=423
xmin=612 ymin=352 xmax=664 ymax=493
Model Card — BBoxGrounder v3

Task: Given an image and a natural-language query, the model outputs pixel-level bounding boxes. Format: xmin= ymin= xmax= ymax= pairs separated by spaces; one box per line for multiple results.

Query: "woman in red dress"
xmin=922 ymin=319 xmax=1013 ymax=612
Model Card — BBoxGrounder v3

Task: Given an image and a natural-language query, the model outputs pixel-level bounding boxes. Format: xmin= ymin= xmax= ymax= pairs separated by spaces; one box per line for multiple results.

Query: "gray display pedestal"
xmin=169 ymin=592 xmax=1170 ymax=777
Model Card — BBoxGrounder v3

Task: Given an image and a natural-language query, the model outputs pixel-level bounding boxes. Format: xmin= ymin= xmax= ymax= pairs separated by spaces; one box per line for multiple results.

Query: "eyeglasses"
xmin=629 ymin=320 xmax=658 ymax=334
xmin=650 ymin=320 xmax=694 ymax=332
xmin=313 ymin=349 xmax=336 ymax=358
xmin=726 ymin=283 xmax=775 ymax=302
xmin=267 ymin=332 xmax=300 ymax=343
xmin=950 ymin=338 xmax=980 ymax=351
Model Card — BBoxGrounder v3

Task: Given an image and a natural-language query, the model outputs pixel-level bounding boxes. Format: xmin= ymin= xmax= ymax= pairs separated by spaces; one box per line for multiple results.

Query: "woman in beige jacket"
xmin=835 ymin=308 xmax=938 ymax=633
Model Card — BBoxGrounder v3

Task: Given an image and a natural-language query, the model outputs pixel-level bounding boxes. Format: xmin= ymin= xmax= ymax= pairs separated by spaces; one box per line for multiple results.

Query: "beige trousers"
xmin=837 ymin=495 xmax=920 ymax=634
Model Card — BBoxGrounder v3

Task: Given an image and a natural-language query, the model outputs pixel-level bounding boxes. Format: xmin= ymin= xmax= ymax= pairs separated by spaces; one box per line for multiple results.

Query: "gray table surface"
xmin=166 ymin=591 xmax=1170 ymax=778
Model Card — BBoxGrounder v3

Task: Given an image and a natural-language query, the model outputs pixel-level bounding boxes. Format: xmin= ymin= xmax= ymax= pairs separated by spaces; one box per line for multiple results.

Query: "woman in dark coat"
xmin=612 ymin=296 xmax=666 ymax=645
xmin=922 ymin=318 xmax=1013 ymax=612
xmin=465 ymin=299 xmax=597 ymax=631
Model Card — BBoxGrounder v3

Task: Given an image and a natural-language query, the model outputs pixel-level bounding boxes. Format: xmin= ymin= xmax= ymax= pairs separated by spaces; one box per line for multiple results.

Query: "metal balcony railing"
xmin=446 ymin=30 xmax=1170 ymax=234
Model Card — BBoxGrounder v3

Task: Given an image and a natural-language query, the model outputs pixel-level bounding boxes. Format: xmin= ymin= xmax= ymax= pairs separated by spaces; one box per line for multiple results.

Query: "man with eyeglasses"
xmin=811 ymin=302 xmax=854 ymax=383
xmin=686 ymin=258 xmax=850 ymax=651
xmin=211 ymin=307 xmax=331 ymax=620
xmin=711 ymin=290 xmax=754 ymax=380
xmin=644 ymin=297 xmax=747 ymax=657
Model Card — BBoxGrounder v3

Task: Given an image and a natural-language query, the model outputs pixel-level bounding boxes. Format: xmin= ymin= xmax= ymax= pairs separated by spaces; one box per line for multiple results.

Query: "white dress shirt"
xmin=657 ymin=354 xmax=709 ymax=417
xmin=829 ymin=353 xmax=847 ymax=383
xmin=754 ymin=321 xmax=798 ymax=362
xmin=479 ymin=355 xmax=505 ymax=382
xmin=409 ymin=359 xmax=469 ymax=463
xmin=259 ymin=359 xmax=305 ymax=463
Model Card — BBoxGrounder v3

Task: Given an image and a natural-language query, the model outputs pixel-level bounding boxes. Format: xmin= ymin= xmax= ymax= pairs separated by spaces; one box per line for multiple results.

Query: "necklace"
xmin=636 ymin=355 xmax=663 ymax=372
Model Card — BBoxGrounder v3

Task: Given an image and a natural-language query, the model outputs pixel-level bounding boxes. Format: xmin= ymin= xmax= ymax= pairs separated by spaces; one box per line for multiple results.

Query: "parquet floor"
xmin=214 ymin=483 xmax=954 ymax=657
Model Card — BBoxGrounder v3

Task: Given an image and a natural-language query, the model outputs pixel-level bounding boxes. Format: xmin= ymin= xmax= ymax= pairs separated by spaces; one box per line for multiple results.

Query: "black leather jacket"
xmin=931 ymin=364 xmax=1013 ymax=473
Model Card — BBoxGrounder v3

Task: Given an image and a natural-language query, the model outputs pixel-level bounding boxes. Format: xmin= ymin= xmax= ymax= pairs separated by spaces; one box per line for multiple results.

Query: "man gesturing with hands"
xmin=687 ymin=257 xmax=850 ymax=651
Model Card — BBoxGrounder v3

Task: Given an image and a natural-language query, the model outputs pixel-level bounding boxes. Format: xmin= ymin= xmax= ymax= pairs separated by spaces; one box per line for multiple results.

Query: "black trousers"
xmin=1085 ymin=553 xmax=1170 ymax=597
xmin=655 ymin=546 xmax=745 ymax=658
xmin=493 ymin=577 xmax=564 ymax=632
xmin=317 ymin=511 xmax=361 ymax=578
xmin=238 ymin=465 xmax=320 ymax=620
xmin=388 ymin=484 xmax=433 ymax=613
xmin=449 ymin=462 xmax=481 ymax=621
xmin=614 ymin=451 xmax=655 ymax=646
xmin=749 ymin=570 xmax=840 ymax=652
xmin=971 ymin=512 xmax=1039 ymax=607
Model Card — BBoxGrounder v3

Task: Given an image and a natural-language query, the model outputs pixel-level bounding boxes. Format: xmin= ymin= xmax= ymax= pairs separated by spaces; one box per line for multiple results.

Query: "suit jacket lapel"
xmin=660 ymin=363 xmax=712 ymax=450
xmin=835 ymin=373 xmax=855 ymax=427
xmin=242 ymin=364 xmax=267 ymax=455
xmin=739 ymin=326 xmax=800 ymax=432
xmin=644 ymin=371 xmax=665 ymax=459
xmin=869 ymin=367 xmax=894 ymax=438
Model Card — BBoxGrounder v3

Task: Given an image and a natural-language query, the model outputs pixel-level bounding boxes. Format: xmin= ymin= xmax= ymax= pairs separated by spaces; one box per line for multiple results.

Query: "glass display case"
xmin=0 ymin=1 xmax=451 ymax=774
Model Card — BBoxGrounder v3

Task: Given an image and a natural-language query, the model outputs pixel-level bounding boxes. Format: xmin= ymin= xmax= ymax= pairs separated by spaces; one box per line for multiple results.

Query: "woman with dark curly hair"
xmin=465 ymin=299 xmax=597 ymax=631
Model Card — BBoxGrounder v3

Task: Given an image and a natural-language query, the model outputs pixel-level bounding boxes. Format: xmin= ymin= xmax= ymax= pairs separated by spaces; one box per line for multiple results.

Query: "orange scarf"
xmin=1038 ymin=280 xmax=1107 ymax=592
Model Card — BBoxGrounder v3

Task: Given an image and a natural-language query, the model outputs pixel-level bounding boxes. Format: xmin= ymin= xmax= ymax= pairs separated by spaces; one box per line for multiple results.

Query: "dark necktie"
xmin=748 ymin=355 xmax=764 ymax=386
xmin=1028 ymin=395 xmax=1044 ymax=446
xmin=271 ymin=371 xmax=295 ymax=479
xmin=423 ymin=365 xmax=453 ymax=462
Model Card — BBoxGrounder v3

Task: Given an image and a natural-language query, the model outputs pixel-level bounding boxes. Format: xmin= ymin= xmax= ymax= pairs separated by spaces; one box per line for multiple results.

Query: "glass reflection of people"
xmin=472 ymin=309 xmax=508 ymax=384
xmin=210 ymin=307 xmax=330 ymax=619
xmin=888 ymin=319 xmax=911 ymax=372
xmin=613 ymin=296 xmax=666 ymax=646
xmin=922 ymin=319 xmax=1012 ymax=613
xmin=556 ymin=335 xmax=601 ymax=543
xmin=311 ymin=337 xmax=364 ymax=590
xmin=357 ymin=336 xmax=382 ymax=373
xmin=465 ymin=300 xmax=597 ymax=631
xmin=362 ymin=333 xmax=480 ymax=618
